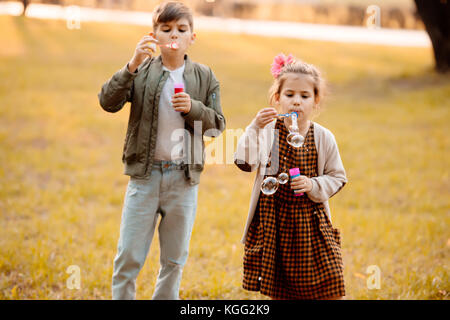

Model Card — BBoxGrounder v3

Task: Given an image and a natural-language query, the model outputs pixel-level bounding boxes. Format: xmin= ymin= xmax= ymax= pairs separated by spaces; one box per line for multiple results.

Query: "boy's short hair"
xmin=152 ymin=1 xmax=194 ymax=31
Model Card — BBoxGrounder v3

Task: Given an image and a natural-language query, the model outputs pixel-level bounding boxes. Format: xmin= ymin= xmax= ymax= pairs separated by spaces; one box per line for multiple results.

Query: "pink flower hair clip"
xmin=270 ymin=53 xmax=296 ymax=78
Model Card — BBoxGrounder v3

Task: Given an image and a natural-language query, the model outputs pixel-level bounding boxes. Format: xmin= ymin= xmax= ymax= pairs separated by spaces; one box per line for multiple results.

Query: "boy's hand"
xmin=128 ymin=35 xmax=158 ymax=73
xmin=255 ymin=108 xmax=278 ymax=128
xmin=290 ymin=175 xmax=313 ymax=193
xmin=172 ymin=92 xmax=192 ymax=113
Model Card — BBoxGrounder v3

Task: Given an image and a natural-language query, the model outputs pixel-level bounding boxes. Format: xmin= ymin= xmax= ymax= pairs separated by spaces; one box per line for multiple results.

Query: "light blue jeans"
xmin=112 ymin=160 xmax=199 ymax=300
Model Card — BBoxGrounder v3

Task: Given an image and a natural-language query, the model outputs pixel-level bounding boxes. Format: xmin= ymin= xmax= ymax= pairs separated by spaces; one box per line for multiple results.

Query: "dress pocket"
xmin=243 ymin=209 xmax=263 ymax=282
xmin=331 ymin=226 xmax=342 ymax=247
xmin=313 ymin=208 xmax=342 ymax=250
xmin=243 ymin=243 xmax=263 ymax=286
xmin=244 ymin=244 xmax=262 ymax=270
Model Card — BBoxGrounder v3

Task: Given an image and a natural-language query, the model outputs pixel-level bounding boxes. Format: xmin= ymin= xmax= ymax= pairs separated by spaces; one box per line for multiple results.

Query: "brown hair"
xmin=269 ymin=59 xmax=327 ymax=114
xmin=152 ymin=1 xmax=194 ymax=31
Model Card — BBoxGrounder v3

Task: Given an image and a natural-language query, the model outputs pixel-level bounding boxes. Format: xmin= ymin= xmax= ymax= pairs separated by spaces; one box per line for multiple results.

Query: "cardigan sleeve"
xmin=306 ymin=130 xmax=347 ymax=203
xmin=234 ymin=119 xmax=261 ymax=172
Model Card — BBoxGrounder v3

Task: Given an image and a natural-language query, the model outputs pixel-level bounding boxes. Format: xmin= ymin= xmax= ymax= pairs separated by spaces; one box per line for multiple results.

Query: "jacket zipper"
xmin=145 ymin=72 xmax=165 ymax=172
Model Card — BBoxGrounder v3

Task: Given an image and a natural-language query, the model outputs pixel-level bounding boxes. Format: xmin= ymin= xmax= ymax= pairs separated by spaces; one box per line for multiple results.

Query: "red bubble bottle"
xmin=174 ymin=83 xmax=184 ymax=94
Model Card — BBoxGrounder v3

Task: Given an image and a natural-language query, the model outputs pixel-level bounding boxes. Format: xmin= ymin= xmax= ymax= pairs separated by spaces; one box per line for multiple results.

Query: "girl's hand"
xmin=255 ymin=108 xmax=278 ymax=128
xmin=290 ymin=175 xmax=313 ymax=193
xmin=172 ymin=92 xmax=192 ymax=113
xmin=128 ymin=35 xmax=158 ymax=73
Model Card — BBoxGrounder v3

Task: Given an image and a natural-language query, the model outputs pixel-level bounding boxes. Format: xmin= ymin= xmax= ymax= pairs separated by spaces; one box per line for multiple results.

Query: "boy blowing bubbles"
xmin=98 ymin=1 xmax=226 ymax=300
xmin=128 ymin=5 xmax=195 ymax=113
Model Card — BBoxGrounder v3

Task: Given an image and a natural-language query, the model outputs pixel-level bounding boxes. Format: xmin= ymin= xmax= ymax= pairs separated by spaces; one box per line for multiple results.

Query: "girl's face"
xmin=275 ymin=73 xmax=317 ymax=120
xmin=152 ymin=18 xmax=196 ymax=54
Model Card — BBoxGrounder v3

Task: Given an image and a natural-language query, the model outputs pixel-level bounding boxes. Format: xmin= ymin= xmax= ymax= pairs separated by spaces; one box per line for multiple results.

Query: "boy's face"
xmin=151 ymin=18 xmax=196 ymax=56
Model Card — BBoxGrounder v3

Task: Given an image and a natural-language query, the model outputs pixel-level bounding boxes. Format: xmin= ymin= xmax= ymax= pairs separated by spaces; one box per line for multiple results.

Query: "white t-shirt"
xmin=154 ymin=62 xmax=186 ymax=161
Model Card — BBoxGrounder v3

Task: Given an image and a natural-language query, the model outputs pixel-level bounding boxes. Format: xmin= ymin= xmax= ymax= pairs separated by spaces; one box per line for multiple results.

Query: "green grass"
xmin=0 ymin=15 xmax=449 ymax=300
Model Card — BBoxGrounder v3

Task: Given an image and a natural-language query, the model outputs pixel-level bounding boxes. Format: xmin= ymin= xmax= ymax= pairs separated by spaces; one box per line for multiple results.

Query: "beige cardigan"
xmin=234 ymin=118 xmax=347 ymax=244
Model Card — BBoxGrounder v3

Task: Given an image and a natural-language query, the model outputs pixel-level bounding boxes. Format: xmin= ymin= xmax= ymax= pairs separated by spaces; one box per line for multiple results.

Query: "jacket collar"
xmin=152 ymin=54 xmax=196 ymax=97
xmin=153 ymin=54 xmax=194 ymax=74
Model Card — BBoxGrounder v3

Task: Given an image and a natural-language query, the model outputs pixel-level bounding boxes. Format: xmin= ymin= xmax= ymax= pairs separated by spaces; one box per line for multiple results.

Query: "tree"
xmin=414 ymin=0 xmax=450 ymax=73
xmin=22 ymin=0 xmax=29 ymax=16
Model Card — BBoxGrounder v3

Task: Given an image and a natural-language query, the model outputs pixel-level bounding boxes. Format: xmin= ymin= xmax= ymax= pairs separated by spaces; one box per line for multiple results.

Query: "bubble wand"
xmin=278 ymin=112 xmax=298 ymax=118
xmin=157 ymin=42 xmax=179 ymax=50
xmin=147 ymin=33 xmax=179 ymax=50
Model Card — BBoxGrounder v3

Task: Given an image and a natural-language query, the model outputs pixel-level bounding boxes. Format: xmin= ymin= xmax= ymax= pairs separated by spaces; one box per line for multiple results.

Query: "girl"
xmin=234 ymin=53 xmax=347 ymax=300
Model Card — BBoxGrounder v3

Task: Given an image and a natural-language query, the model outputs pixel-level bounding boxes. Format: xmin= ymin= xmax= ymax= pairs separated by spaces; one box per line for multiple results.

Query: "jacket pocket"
xmin=122 ymin=123 xmax=139 ymax=163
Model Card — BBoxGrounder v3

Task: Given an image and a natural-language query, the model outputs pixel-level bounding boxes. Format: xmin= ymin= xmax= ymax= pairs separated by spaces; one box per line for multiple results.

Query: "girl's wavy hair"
xmin=268 ymin=54 xmax=327 ymax=112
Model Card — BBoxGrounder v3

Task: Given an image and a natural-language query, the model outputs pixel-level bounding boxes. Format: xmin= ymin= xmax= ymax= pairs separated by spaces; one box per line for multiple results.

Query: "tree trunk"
xmin=414 ymin=0 xmax=450 ymax=73
xmin=22 ymin=0 xmax=29 ymax=16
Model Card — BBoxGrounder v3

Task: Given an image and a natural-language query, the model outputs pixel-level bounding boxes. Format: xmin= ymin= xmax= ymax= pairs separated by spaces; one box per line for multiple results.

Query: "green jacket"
xmin=98 ymin=54 xmax=226 ymax=185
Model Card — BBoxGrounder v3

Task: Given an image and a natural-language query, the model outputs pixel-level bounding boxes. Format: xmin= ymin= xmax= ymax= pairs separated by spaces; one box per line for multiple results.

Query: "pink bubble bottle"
xmin=289 ymin=168 xmax=304 ymax=196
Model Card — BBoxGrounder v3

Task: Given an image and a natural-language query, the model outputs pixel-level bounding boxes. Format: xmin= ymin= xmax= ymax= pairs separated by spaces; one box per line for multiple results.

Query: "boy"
xmin=98 ymin=1 xmax=226 ymax=300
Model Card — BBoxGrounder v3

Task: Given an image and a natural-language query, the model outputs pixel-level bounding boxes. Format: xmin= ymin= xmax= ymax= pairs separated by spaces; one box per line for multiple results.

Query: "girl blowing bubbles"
xmin=234 ymin=54 xmax=347 ymax=300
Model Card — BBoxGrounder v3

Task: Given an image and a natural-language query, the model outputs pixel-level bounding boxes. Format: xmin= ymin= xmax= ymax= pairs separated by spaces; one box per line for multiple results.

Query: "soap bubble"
xmin=277 ymin=173 xmax=289 ymax=184
xmin=290 ymin=113 xmax=299 ymax=129
xmin=288 ymin=116 xmax=299 ymax=133
xmin=287 ymin=133 xmax=304 ymax=148
xmin=285 ymin=112 xmax=304 ymax=148
xmin=261 ymin=176 xmax=279 ymax=195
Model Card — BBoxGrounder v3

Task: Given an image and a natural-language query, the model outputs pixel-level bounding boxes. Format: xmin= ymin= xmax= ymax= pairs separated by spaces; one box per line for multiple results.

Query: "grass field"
xmin=0 ymin=15 xmax=449 ymax=300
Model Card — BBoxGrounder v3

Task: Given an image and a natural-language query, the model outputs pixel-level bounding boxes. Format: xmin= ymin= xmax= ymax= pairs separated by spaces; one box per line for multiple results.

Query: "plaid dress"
xmin=242 ymin=118 xmax=345 ymax=299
